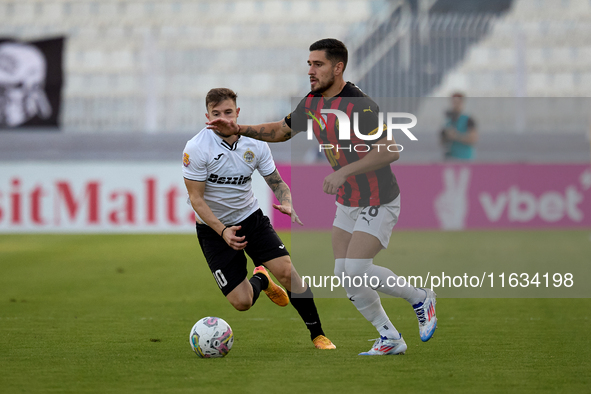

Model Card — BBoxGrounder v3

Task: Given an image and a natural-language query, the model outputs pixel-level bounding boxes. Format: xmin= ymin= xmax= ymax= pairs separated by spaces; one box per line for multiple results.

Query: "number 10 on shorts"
xmin=214 ymin=269 xmax=228 ymax=289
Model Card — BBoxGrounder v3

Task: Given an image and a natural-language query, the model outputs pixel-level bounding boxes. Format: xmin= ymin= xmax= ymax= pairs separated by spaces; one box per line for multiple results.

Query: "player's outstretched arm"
xmin=184 ymin=178 xmax=247 ymax=250
xmin=323 ymin=135 xmax=401 ymax=195
xmin=206 ymin=118 xmax=295 ymax=143
xmin=263 ymin=169 xmax=303 ymax=226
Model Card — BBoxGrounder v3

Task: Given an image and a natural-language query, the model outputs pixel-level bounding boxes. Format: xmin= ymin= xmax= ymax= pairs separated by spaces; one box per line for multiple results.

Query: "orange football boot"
xmin=313 ymin=335 xmax=336 ymax=350
xmin=253 ymin=266 xmax=289 ymax=307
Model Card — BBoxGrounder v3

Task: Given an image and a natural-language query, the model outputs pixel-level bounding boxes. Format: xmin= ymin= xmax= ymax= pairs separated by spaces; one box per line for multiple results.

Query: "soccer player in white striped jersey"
xmin=183 ymin=88 xmax=335 ymax=350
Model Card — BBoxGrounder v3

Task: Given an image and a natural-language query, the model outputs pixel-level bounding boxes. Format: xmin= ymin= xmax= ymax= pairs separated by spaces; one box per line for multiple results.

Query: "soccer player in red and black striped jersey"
xmin=287 ymin=80 xmax=400 ymax=207
xmin=207 ymin=38 xmax=438 ymax=355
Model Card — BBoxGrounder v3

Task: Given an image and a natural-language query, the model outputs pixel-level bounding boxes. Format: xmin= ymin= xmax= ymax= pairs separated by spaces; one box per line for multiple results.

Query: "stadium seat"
xmin=288 ymin=1 xmax=313 ymax=20
xmin=263 ymin=1 xmax=287 ymax=19
xmin=577 ymin=72 xmax=591 ymax=91
xmin=526 ymin=72 xmax=547 ymax=95
xmin=317 ymin=1 xmax=340 ymax=20
xmin=429 ymin=0 xmax=591 ymax=99
xmin=574 ymin=46 xmax=591 ymax=68
xmin=12 ymin=2 xmax=36 ymax=23
xmin=345 ymin=1 xmax=372 ymax=21
xmin=553 ymin=72 xmax=575 ymax=93
xmin=232 ymin=1 xmax=257 ymax=22
xmin=110 ymin=50 xmax=135 ymax=70
xmin=36 ymin=2 xmax=63 ymax=22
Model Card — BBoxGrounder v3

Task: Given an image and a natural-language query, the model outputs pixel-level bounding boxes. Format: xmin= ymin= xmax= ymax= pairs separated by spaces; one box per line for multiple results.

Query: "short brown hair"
xmin=206 ymin=88 xmax=237 ymax=110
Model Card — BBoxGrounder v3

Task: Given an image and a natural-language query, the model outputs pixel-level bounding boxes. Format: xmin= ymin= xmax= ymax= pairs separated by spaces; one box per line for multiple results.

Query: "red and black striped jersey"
xmin=285 ymin=82 xmax=400 ymax=207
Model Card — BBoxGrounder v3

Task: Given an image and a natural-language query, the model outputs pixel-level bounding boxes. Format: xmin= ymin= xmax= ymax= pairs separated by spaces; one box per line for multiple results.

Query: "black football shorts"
xmin=196 ymin=209 xmax=290 ymax=296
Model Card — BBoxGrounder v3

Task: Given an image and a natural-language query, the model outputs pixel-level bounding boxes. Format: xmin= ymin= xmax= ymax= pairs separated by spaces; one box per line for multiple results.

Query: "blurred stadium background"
xmin=2 ymin=2 xmax=591 ymax=392
xmin=1 ymin=0 xmax=591 ymax=234
xmin=0 ymin=0 xmax=590 ymax=233
xmin=0 ymin=0 xmax=590 ymax=162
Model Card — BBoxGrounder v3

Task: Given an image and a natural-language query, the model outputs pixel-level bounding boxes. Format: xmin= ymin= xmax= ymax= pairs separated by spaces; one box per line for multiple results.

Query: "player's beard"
xmin=311 ymin=74 xmax=335 ymax=94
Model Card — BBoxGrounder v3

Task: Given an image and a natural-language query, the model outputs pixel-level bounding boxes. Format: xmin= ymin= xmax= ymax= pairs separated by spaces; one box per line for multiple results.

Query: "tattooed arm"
xmin=263 ymin=169 xmax=303 ymax=225
xmin=206 ymin=118 xmax=297 ymax=142
xmin=264 ymin=169 xmax=291 ymax=205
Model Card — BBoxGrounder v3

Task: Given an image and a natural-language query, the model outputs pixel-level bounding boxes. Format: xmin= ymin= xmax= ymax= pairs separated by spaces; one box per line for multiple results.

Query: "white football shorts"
xmin=332 ymin=195 xmax=401 ymax=249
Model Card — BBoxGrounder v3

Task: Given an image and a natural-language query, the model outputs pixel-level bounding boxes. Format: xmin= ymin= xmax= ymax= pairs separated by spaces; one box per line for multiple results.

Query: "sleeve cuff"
xmin=260 ymin=167 xmax=277 ymax=177
xmin=183 ymin=176 xmax=207 ymax=182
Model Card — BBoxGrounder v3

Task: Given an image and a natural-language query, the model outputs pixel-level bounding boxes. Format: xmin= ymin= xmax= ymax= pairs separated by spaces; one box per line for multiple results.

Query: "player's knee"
xmin=334 ymin=259 xmax=346 ymax=277
xmin=231 ymin=299 xmax=252 ymax=311
xmin=344 ymin=258 xmax=372 ymax=278
xmin=267 ymin=260 xmax=292 ymax=286
xmin=274 ymin=265 xmax=292 ymax=286
xmin=334 ymin=266 xmax=345 ymax=278
xmin=235 ymin=304 xmax=251 ymax=312
xmin=228 ymin=292 xmax=253 ymax=311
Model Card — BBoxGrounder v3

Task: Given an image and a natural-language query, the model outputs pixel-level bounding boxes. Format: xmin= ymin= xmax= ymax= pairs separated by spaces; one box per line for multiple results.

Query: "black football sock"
xmin=287 ymin=286 xmax=325 ymax=340
xmin=249 ymin=272 xmax=269 ymax=306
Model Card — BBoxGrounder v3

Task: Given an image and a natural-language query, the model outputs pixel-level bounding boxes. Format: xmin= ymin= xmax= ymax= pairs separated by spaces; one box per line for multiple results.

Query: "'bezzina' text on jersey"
xmin=183 ymin=128 xmax=276 ymax=225
xmin=285 ymin=82 xmax=399 ymax=207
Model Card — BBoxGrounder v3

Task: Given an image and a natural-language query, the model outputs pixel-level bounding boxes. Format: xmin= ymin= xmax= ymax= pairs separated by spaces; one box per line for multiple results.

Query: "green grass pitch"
xmin=1 ymin=231 xmax=590 ymax=393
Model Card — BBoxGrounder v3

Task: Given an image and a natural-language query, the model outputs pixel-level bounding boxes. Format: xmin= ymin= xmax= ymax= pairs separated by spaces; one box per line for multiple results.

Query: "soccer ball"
xmin=189 ymin=317 xmax=234 ymax=358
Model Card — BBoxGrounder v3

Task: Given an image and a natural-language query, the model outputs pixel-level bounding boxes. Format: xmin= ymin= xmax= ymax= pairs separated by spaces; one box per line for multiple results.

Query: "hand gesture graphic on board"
xmin=434 ymin=167 xmax=471 ymax=230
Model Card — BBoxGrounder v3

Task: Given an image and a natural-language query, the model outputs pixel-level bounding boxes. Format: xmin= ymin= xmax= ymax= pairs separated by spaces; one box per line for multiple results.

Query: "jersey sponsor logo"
xmin=207 ymin=173 xmax=251 ymax=185
xmin=183 ymin=152 xmax=190 ymax=167
xmin=243 ymin=149 xmax=255 ymax=163
xmin=305 ymin=108 xmax=328 ymax=130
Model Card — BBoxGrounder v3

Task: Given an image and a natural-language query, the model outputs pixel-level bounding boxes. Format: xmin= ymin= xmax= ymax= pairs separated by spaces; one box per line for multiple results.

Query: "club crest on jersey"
xmin=183 ymin=152 xmax=190 ymax=167
xmin=243 ymin=149 xmax=255 ymax=163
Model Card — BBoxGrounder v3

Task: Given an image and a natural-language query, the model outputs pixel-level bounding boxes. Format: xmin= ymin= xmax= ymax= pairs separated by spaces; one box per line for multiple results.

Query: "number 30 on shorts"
xmin=214 ymin=269 xmax=228 ymax=289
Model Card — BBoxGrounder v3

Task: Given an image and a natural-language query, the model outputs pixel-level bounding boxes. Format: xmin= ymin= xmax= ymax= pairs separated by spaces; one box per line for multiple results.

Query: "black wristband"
xmin=221 ymin=226 xmax=229 ymax=237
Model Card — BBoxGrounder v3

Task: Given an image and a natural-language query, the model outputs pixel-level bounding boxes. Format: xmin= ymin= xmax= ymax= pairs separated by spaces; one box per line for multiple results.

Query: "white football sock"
xmin=334 ymin=258 xmax=347 ymax=278
xmin=351 ymin=287 xmax=400 ymax=339
xmin=335 ymin=259 xmax=399 ymax=339
xmin=345 ymin=258 xmax=426 ymax=306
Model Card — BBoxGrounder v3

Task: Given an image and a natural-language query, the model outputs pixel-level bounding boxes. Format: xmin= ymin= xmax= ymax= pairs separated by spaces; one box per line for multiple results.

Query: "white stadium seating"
xmin=0 ymin=0 xmax=381 ymax=131
xmin=2 ymin=0 xmax=589 ymax=131
xmin=432 ymin=0 xmax=591 ymax=98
